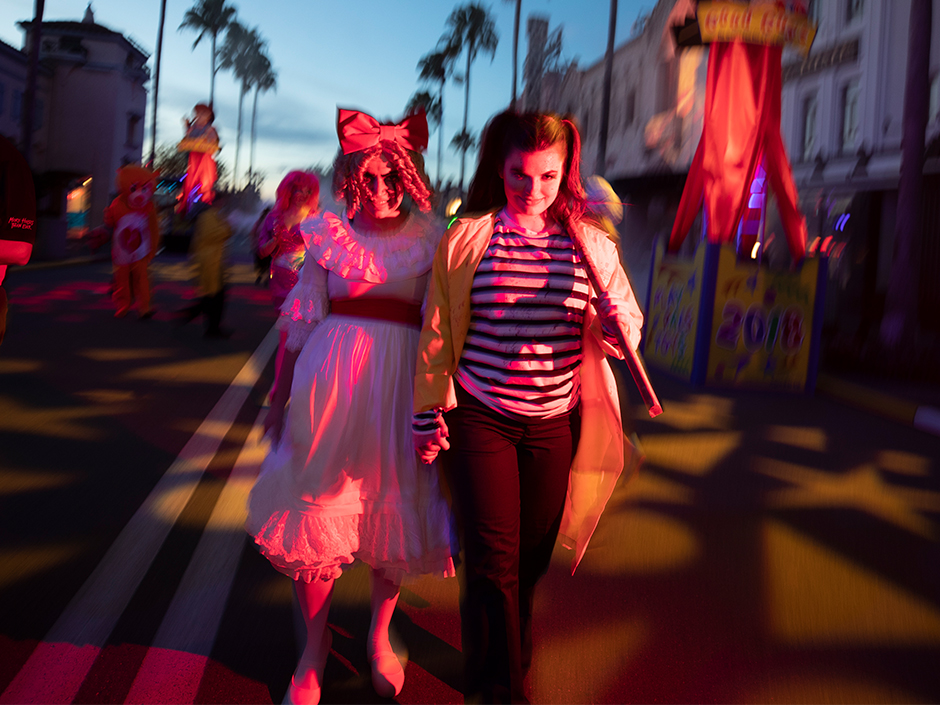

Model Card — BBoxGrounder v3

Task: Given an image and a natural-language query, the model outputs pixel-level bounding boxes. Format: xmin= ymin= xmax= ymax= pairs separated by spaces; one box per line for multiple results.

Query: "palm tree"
xmin=416 ymin=47 xmax=457 ymax=186
xmin=502 ymin=0 xmax=522 ymax=108
xmin=218 ymin=21 xmax=263 ymax=189
xmin=148 ymin=0 xmax=167 ymax=167
xmin=248 ymin=51 xmax=276 ymax=186
xmin=451 ymin=129 xmax=476 ymax=182
xmin=880 ymin=0 xmax=931 ymax=351
xmin=178 ymin=0 xmax=237 ymax=108
xmin=442 ymin=3 xmax=498 ymax=190
xmin=596 ymin=0 xmax=618 ymax=175
xmin=407 ymin=91 xmax=442 ymax=127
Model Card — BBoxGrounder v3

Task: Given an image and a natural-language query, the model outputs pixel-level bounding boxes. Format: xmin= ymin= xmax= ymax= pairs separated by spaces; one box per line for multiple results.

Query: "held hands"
xmin=263 ymin=402 xmax=286 ymax=446
xmin=413 ymin=416 xmax=450 ymax=465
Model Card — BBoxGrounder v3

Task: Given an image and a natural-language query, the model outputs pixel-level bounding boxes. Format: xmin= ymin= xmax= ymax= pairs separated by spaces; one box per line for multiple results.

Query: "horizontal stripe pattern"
xmin=455 ymin=213 xmax=587 ymax=418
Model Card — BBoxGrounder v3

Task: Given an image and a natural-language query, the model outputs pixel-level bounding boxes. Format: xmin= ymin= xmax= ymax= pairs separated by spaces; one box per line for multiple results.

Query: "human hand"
xmin=264 ymin=403 xmax=286 ymax=446
xmin=592 ymin=291 xmax=633 ymax=334
xmin=413 ymin=416 xmax=450 ymax=465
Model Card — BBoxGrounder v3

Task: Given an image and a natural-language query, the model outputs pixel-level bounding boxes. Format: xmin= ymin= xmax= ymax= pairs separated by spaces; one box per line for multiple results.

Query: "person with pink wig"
xmin=258 ymin=171 xmax=321 ymax=395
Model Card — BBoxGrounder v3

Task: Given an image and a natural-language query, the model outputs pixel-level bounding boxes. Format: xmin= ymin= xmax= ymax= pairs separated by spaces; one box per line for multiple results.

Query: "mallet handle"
xmin=570 ymin=227 xmax=663 ymax=418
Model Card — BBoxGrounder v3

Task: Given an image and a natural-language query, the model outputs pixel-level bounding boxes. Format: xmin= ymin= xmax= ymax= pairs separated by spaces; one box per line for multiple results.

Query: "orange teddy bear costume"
xmin=103 ymin=165 xmax=161 ymax=318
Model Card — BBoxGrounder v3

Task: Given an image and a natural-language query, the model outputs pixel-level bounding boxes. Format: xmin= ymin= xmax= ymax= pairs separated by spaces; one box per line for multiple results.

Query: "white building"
xmin=781 ymin=0 xmax=940 ymax=345
xmin=3 ymin=7 xmax=149 ymax=256
xmin=523 ymin=0 xmax=940 ymax=339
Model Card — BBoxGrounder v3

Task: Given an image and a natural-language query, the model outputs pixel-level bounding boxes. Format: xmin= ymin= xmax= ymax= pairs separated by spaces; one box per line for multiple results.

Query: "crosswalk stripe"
xmin=0 ymin=327 xmax=277 ymax=705
xmin=126 ymin=410 xmax=269 ymax=704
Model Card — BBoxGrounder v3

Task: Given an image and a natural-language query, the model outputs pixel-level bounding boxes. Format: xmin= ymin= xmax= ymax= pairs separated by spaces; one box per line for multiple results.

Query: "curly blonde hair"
xmin=332 ymin=140 xmax=433 ymax=218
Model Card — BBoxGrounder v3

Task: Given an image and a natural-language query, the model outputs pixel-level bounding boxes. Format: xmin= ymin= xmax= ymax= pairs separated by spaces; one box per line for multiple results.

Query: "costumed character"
xmin=177 ymin=103 xmax=219 ymax=213
xmin=103 ymin=164 xmax=160 ymax=318
xmin=182 ymin=196 xmax=234 ymax=338
xmin=250 ymin=206 xmax=273 ymax=285
xmin=256 ymin=171 xmax=320 ymax=397
xmin=667 ymin=0 xmax=815 ymax=261
xmin=0 ymin=135 xmax=36 ymax=344
xmin=246 ymin=106 xmax=457 ymax=705
xmin=413 ymin=110 xmax=644 ymax=703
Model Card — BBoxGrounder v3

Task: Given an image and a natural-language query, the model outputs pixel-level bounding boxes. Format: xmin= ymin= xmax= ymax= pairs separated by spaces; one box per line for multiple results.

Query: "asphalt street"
xmin=1 ymin=253 xmax=939 ymax=704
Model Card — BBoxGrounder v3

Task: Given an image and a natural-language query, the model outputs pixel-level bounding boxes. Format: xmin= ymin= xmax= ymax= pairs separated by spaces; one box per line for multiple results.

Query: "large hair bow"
xmin=337 ymin=108 xmax=429 ymax=155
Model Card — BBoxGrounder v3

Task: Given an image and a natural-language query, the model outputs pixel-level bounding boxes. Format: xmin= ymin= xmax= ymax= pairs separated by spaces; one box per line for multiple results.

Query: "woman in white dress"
xmin=246 ymin=107 xmax=456 ymax=705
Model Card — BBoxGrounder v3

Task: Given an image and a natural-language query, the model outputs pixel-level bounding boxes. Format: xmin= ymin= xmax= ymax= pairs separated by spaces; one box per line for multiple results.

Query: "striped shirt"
xmin=453 ymin=211 xmax=589 ymax=418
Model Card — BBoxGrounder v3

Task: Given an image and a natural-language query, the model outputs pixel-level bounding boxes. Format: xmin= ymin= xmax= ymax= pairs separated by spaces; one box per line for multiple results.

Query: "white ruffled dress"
xmin=246 ymin=211 xmax=458 ymax=584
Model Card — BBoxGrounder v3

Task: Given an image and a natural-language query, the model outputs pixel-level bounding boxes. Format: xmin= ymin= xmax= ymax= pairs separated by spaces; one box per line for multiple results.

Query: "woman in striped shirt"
xmin=414 ymin=111 xmax=644 ymax=703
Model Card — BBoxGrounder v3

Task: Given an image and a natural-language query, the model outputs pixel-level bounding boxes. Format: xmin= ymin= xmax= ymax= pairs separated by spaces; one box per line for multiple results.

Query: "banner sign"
xmin=698 ymin=2 xmax=817 ymax=55
xmin=706 ymin=246 xmax=821 ymax=389
xmin=644 ymin=239 xmax=706 ymax=381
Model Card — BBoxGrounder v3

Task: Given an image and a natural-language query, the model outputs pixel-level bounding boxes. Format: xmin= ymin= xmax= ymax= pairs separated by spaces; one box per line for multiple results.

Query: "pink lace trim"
xmin=299 ymin=211 xmax=442 ymax=283
xmin=250 ymin=508 xmax=457 ymax=585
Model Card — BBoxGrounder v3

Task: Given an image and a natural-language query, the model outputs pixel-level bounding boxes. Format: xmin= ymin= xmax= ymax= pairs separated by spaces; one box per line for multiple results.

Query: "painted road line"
xmin=815 ymin=374 xmax=918 ymax=425
xmin=0 ymin=327 xmax=277 ymax=705
xmin=816 ymin=374 xmax=940 ymax=438
xmin=126 ymin=410 xmax=269 ymax=704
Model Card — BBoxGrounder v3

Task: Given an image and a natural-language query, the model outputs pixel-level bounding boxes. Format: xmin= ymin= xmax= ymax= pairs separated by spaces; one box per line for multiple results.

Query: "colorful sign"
xmin=707 ymin=246 xmax=821 ymax=389
xmin=698 ymin=2 xmax=818 ymax=55
xmin=644 ymin=239 xmax=705 ymax=380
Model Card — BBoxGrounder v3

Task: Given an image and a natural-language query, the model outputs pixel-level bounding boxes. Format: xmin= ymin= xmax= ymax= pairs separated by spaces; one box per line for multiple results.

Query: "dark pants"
xmin=177 ymin=288 xmax=226 ymax=336
xmin=203 ymin=288 xmax=226 ymax=335
xmin=443 ymin=384 xmax=580 ymax=704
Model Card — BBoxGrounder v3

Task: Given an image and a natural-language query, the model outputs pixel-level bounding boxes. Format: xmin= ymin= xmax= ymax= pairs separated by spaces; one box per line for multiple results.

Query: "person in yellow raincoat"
xmin=183 ymin=195 xmax=233 ymax=337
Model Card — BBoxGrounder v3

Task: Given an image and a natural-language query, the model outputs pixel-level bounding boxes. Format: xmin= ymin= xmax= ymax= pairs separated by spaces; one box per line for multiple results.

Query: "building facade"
xmin=523 ymin=0 xmax=940 ymax=343
xmin=2 ymin=7 xmax=149 ymax=256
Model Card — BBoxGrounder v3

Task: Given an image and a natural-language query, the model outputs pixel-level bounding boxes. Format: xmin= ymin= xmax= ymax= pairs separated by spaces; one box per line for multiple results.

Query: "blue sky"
xmin=2 ymin=0 xmax=651 ymax=200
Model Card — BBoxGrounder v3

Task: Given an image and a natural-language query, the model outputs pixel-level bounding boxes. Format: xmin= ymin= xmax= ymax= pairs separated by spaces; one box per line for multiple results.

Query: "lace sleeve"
xmin=276 ymin=256 xmax=330 ymax=351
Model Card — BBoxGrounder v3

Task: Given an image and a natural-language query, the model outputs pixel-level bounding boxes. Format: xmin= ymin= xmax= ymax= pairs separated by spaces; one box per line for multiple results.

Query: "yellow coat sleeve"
xmin=414 ymin=225 xmax=457 ymax=414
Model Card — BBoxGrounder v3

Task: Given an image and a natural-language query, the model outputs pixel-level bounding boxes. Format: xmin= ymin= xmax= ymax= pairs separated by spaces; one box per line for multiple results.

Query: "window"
xmin=126 ymin=113 xmax=141 ymax=147
xmin=930 ymin=74 xmax=940 ymax=125
xmin=841 ymin=80 xmax=860 ymax=155
xmin=846 ymin=0 xmax=863 ymax=22
xmin=657 ymin=61 xmax=675 ymax=112
xmin=624 ymin=90 xmax=636 ymax=128
xmin=801 ymin=94 xmax=818 ymax=162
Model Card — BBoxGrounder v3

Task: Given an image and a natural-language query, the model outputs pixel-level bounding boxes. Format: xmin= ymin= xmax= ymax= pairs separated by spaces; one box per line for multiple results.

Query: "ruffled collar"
xmin=300 ymin=210 xmax=443 ymax=283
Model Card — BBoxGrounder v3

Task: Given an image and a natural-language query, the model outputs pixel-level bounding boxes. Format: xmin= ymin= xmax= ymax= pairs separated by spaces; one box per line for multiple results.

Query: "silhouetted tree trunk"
xmin=20 ymin=0 xmax=44 ymax=167
xmin=149 ymin=0 xmax=167 ymax=167
xmin=511 ymin=0 xmax=520 ymax=108
xmin=596 ymin=0 xmax=617 ymax=176
xmin=880 ymin=0 xmax=931 ymax=351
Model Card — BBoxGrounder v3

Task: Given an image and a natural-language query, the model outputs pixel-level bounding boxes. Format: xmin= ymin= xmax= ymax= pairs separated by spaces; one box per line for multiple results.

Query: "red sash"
xmin=330 ymin=297 xmax=422 ymax=329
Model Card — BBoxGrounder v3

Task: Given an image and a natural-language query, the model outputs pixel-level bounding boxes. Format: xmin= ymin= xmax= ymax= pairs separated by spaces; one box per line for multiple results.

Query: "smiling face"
xmin=360 ymin=154 xmax=404 ymax=223
xmin=500 ymin=143 xmax=567 ymax=230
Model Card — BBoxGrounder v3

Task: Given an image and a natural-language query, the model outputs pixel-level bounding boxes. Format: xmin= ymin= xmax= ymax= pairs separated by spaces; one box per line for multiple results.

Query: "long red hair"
xmin=466 ymin=110 xmax=588 ymax=225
